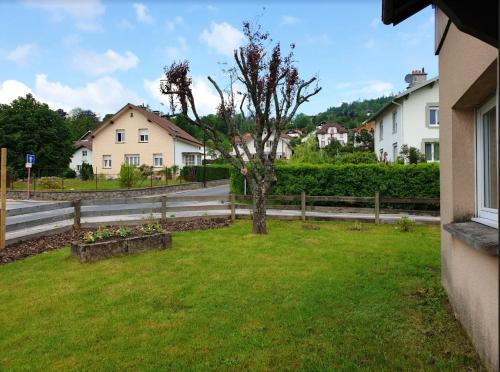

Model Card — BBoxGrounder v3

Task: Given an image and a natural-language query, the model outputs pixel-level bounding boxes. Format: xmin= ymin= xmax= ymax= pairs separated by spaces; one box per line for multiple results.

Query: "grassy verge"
xmin=11 ymin=177 xmax=186 ymax=191
xmin=0 ymin=221 xmax=483 ymax=370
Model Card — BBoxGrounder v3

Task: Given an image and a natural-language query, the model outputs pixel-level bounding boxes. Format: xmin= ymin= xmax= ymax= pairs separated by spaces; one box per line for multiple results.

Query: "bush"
xmin=37 ymin=177 xmax=62 ymax=189
xmin=331 ymin=152 xmax=378 ymax=164
xmin=230 ymin=163 xmax=440 ymax=198
xmin=63 ymin=168 xmax=77 ymax=179
xmin=118 ymin=163 xmax=141 ymax=188
xmin=80 ymin=162 xmax=94 ymax=180
xmin=180 ymin=165 xmax=231 ymax=182
xmin=395 ymin=216 xmax=415 ymax=232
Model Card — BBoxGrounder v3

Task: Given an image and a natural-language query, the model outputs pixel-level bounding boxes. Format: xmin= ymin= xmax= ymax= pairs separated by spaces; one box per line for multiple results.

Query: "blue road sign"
xmin=26 ymin=154 xmax=35 ymax=165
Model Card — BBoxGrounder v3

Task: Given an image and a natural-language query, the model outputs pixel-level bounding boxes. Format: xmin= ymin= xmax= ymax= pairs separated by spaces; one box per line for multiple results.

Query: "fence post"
xmin=230 ymin=193 xmax=236 ymax=222
xmin=73 ymin=199 xmax=81 ymax=231
xmin=95 ymin=167 xmax=98 ymax=190
xmin=161 ymin=195 xmax=167 ymax=223
xmin=375 ymin=192 xmax=380 ymax=225
xmin=301 ymin=191 xmax=306 ymax=221
xmin=0 ymin=148 xmax=7 ymax=250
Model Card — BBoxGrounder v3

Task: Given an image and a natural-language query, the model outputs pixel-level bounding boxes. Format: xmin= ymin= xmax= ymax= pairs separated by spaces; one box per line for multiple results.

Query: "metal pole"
xmin=0 ymin=148 xmax=6 ymax=250
xmin=26 ymin=166 xmax=31 ymax=199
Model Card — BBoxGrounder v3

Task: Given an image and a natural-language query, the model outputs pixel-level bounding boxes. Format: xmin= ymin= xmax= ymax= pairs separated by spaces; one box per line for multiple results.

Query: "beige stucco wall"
xmin=92 ymin=107 xmax=174 ymax=175
xmin=439 ymin=19 xmax=498 ymax=371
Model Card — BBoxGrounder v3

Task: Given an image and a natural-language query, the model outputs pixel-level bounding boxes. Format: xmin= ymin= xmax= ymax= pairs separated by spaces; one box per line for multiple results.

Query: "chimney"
xmin=406 ymin=67 xmax=427 ymax=88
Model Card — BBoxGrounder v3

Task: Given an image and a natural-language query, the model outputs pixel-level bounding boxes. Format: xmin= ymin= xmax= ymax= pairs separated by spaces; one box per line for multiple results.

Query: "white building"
xmin=69 ymin=131 xmax=93 ymax=173
xmin=370 ymin=69 xmax=439 ymax=163
xmin=230 ymin=132 xmax=293 ymax=161
xmin=315 ymin=122 xmax=348 ymax=148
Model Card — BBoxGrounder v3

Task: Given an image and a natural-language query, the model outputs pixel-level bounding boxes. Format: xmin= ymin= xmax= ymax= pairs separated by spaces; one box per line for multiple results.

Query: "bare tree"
xmin=160 ymin=22 xmax=321 ymax=234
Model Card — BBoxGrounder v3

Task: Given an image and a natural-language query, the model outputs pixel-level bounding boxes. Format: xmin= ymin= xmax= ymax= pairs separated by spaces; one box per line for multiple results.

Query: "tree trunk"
xmin=252 ymin=182 xmax=267 ymax=234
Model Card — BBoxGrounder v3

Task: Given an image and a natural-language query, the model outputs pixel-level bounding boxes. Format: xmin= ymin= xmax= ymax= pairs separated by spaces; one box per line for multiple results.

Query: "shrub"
xmin=395 ymin=216 xmax=415 ymax=232
xmin=180 ymin=165 xmax=231 ymax=182
xmin=63 ymin=168 xmax=77 ymax=179
xmin=80 ymin=162 xmax=94 ymax=180
xmin=331 ymin=152 xmax=378 ymax=164
xmin=164 ymin=167 xmax=172 ymax=180
xmin=230 ymin=163 xmax=440 ymax=198
xmin=37 ymin=177 xmax=62 ymax=189
xmin=119 ymin=163 xmax=141 ymax=188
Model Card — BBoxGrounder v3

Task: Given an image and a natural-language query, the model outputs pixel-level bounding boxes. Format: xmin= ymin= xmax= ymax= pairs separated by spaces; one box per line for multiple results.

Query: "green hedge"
xmin=230 ymin=163 xmax=440 ymax=198
xmin=181 ymin=165 xmax=231 ymax=182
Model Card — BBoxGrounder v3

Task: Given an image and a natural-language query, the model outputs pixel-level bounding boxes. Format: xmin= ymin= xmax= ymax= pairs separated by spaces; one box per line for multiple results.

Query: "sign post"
xmin=25 ymin=154 xmax=35 ymax=199
xmin=0 ymin=148 xmax=7 ymax=250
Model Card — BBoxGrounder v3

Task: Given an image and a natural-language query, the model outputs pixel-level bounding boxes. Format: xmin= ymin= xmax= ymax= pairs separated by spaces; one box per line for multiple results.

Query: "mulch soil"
xmin=0 ymin=218 xmax=230 ymax=265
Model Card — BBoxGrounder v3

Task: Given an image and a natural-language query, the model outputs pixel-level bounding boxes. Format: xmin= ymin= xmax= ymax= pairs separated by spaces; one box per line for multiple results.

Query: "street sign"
xmin=25 ymin=163 xmax=32 ymax=168
xmin=26 ymin=154 xmax=35 ymax=165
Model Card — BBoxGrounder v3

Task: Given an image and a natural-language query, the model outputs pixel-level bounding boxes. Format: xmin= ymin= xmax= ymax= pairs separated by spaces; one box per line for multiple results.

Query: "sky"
xmin=0 ymin=0 xmax=437 ymax=118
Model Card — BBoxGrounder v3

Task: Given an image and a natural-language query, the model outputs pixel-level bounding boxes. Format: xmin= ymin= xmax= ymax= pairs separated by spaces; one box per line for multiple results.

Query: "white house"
xmin=315 ymin=122 xmax=348 ymax=148
xmin=230 ymin=132 xmax=293 ymax=161
xmin=69 ymin=131 xmax=93 ymax=173
xmin=370 ymin=69 xmax=439 ymax=162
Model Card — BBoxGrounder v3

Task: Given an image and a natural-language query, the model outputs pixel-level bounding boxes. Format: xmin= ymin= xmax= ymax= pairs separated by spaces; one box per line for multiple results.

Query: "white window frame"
xmin=103 ymin=155 xmax=112 ymax=169
xmin=183 ymin=154 xmax=195 ymax=166
xmin=153 ymin=153 xmax=163 ymax=167
xmin=473 ymin=97 xmax=497 ymax=227
xmin=82 ymin=150 xmax=88 ymax=157
xmin=424 ymin=142 xmax=440 ymax=162
xmin=124 ymin=154 xmax=140 ymax=167
xmin=392 ymin=110 xmax=397 ymax=134
xmin=379 ymin=120 xmax=384 ymax=140
xmin=138 ymin=128 xmax=149 ymax=143
xmin=428 ymin=106 xmax=439 ymax=127
xmin=116 ymin=129 xmax=125 ymax=143
xmin=392 ymin=142 xmax=398 ymax=162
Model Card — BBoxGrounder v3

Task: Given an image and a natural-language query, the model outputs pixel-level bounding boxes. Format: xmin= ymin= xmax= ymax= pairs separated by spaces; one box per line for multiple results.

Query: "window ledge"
xmin=443 ymin=222 xmax=498 ymax=256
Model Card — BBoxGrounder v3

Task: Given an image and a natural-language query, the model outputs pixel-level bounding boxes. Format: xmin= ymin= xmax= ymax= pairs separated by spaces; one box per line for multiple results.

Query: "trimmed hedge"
xmin=181 ymin=165 xmax=231 ymax=182
xmin=230 ymin=163 xmax=440 ymax=198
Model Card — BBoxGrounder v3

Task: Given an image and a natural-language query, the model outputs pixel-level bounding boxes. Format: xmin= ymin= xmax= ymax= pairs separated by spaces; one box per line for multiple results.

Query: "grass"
xmin=11 ymin=177 xmax=185 ymax=191
xmin=0 ymin=221 xmax=484 ymax=371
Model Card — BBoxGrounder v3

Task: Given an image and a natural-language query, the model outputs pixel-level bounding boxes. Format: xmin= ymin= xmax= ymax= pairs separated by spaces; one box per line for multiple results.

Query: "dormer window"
xmin=138 ymin=128 xmax=149 ymax=143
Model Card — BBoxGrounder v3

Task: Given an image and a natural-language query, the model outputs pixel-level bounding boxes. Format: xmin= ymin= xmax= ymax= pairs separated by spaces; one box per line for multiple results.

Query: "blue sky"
xmin=0 ymin=0 xmax=437 ymax=118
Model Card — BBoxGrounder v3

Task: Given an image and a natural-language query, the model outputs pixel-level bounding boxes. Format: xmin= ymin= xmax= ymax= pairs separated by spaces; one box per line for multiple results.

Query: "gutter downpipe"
xmin=392 ymin=99 xmax=403 ymax=161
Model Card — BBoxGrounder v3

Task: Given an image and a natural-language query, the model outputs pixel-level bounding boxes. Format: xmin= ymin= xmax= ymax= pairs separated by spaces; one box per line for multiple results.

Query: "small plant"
xmin=395 ymin=216 xmax=415 ymax=232
xmin=95 ymin=227 xmax=113 ymax=240
xmin=142 ymin=222 xmax=164 ymax=235
xmin=116 ymin=226 xmax=131 ymax=238
xmin=83 ymin=231 xmax=96 ymax=243
xmin=170 ymin=214 xmax=176 ymax=218
xmin=349 ymin=221 xmax=366 ymax=231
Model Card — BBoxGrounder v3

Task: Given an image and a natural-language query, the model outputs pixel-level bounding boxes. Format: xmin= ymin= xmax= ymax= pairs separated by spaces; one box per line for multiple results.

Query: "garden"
xmin=0 ymin=220 xmax=483 ymax=370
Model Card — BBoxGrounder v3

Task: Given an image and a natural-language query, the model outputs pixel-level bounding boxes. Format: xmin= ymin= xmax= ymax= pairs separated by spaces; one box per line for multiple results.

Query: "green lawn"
xmin=11 ymin=177 xmax=185 ymax=191
xmin=0 ymin=221 xmax=483 ymax=371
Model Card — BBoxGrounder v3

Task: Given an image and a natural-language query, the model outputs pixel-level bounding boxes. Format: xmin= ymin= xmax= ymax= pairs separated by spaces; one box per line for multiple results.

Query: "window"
xmin=183 ymin=154 xmax=195 ymax=166
xmin=379 ymin=120 xmax=384 ymax=140
xmin=103 ymin=155 xmax=112 ymax=169
xmin=82 ymin=150 xmax=88 ymax=157
xmin=392 ymin=110 xmax=397 ymax=133
xmin=197 ymin=155 xmax=202 ymax=165
xmin=124 ymin=154 xmax=140 ymax=167
xmin=475 ymin=98 xmax=497 ymax=226
xmin=77 ymin=165 xmax=81 ymax=171
xmin=138 ymin=129 xmax=149 ymax=143
xmin=427 ymin=105 xmax=439 ymax=127
xmin=379 ymin=148 xmax=384 ymax=161
xmin=130 ymin=112 xmax=134 ymax=118
xmin=321 ymin=140 xmax=325 ymax=148
xmin=153 ymin=153 xmax=163 ymax=167
xmin=392 ymin=143 xmax=398 ymax=162
xmin=424 ymin=142 xmax=440 ymax=162
xmin=116 ymin=129 xmax=125 ymax=143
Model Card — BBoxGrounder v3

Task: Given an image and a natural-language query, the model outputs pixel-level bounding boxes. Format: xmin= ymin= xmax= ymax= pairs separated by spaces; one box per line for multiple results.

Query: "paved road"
xmin=169 ymin=184 xmax=229 ymax=197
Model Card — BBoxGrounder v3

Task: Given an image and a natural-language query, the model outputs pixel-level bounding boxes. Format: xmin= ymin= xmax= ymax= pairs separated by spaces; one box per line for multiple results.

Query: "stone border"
xmin=7 ymin=179 xmax=228 ymax=201
xmin=71 ymin=231 xmax=172 ymax=262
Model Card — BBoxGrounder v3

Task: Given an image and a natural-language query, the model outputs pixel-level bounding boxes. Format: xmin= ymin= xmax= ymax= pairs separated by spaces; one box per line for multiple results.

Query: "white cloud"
xmin=306 ymin=34 xmax=333 ymax=46
xmin=5 ymin=44 xmax=37 ymax=64
xmin=133 ymin=3 xmax=153 ymax=24
xmin=281 ymin=15 xmax=300 ymax=25
xmin=144 ymin=75 xmax=220 ymax=116
xmin=0 ymin=80 xmax=33 ymax=103
xmin=23 ymin=0 xmax=105 ymax=32
xmin=370 ymin=17 xmax=381 ymax=28
xmin=165 ymin=36 xmax=189 ymax=60
xmin=335 ymin=80 xmax=394 ymax=99
xmin=200 ymin=22 xmax=243 ymax=57
xmin=72 ymin=49 xmax=139 ymax=75
xmin=0 ymin=75 xmax=141 ymax=115
xmin=165 ymin=15 xmax=184 ymax=31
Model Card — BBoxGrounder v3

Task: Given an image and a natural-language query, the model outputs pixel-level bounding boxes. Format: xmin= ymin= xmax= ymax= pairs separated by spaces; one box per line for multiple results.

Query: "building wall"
xmin=92 ymin=107 xmax=201 ymax=174
xmin=230 ymin=134 xmax=292 ymax=160
xmin=317 ymin=131 xmax=348 ymax=148
xmin=69 ymin=147 xmax=92 ymax=172
xmin=439 ymin=20 xmax=498 ymax=371
xmin=374 ymin=81 xmax=439 ymax=162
